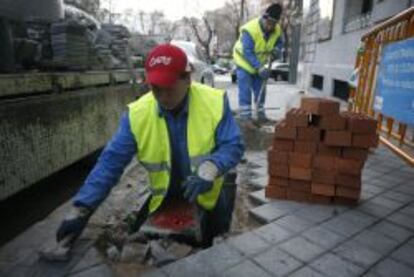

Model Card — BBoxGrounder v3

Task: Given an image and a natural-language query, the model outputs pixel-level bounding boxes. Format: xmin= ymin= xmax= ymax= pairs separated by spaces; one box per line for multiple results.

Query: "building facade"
xmin=298 ymin=0 xmax=412 ymax=100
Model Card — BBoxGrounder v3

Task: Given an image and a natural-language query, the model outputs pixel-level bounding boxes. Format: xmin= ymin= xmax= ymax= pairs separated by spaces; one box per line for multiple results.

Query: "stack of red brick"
xmin=266 ymin=97 xmax=379 ymax=205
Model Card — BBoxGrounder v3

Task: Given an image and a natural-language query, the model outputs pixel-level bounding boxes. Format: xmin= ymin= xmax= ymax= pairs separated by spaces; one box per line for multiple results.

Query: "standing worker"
xmin=55 ymin=44 xmax=244 ymax=248
xmin=233 ymin=3 xmax=284 ymax=128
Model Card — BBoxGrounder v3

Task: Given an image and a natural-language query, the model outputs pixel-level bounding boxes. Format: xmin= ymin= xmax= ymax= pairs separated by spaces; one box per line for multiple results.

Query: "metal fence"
xmin=349 ymin=7 xmax=414 ymax=165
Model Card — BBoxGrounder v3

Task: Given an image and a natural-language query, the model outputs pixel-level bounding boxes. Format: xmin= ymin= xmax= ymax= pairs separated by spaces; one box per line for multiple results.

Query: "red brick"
xmin=268 ymin=177 xmax=289 ymax=187
xmin=301 ymin=97 xmax=340 ymax=116
xmin=265 ymin=186 xmax=286 ymax=199
xmin=318 ymin=114 xmax=347 ymax=130
xmin=274 ymin=120 xmax=297 ymax=139
xmin=336 ymin=173 xmax=361 ymax=189
xmin=342 ymin=148 xmax=369 ymax=161
xmin=314 ymin=156 xmax=336 ymax=170
xmin=341 ymin=111 xmax=378 ymax=134
xmin=286 ymin=108 xmax=310 ymax=127
xmin=311 ymin=183 xmax=336 ymax=196
xmin=311 ymin=194 xmax=333 ymax=204
xmin=289 ymin=166 xmax=312 ymax=181
xmin=312 ymin=169 xmax=337 ymax=184
xmin=352 ymin=134 xmax=379 ymax=148
xmin=336 ymin=186 xmax=361 ymax=200
xmin=324 ymin=131 xmax=352 ymax=147
xmin=298 ymin=127 xmax=321 ymax=141
xmin=317 ymin=144 xmax=342 ymax=157
xmin=333 ymin=196 xmax=359 ymax=206
xmin=289 ymin=152 xmax=313 ymax=168
xmin=273 ymin=139 xmax=295 ymax=152
xmin=269 ymin=163 xmax=289 ymax=178
xmin=336 ymin=158 xmax=364 ymax=175
xmin=295 ymin=141 xmax=318 ymax=154
xmin=268 ymin=148 xmax=289 ymax=164
xmin=289 ymin=179 xmax=311 ymax=192
xmin=286 ymin=188 xmax=311 ymax=202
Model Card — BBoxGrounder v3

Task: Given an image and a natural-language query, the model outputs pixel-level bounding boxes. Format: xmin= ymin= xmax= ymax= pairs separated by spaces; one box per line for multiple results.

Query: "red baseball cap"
xmin=145 ymin=44 xmax=191 ymax=88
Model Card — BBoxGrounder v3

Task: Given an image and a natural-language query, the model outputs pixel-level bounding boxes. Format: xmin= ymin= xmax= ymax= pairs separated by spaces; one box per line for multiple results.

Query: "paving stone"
xmin=368 ymin=220 xmax=413 ymax=243
xmin=360 ymin=189 xmax=377 ymax=201
xmin=274 ymin=215 xmax=315 ymax=234
xmin=356 ymin=201 xmax=394 ymax=218
xmin=368 ymin=195 xmax=405 ymax=211
xmin=351 ymin=229 xmax=400 ymax=255
xmin=69 ymin=264 xmax=113 ymax=277
xmin=321 ymin=211 xmax=376 ymax=238
xmin=361 ymin=184 xmax=387 ymax=195
xmin=340 ymin=209 xmax=377 ymax=227
xmin=393 ymin=183 xmax=414 ymax=196
xmin=253 ymin=247 xmax=303 ymax=276
xmin=387 ymin=212 xmax=414 ymax=231
xmin=309 ymin=253 xmax=364 ymax=277
xmin=249 ymin=189 xmax=270 ymax=205
xmin=249 ymin=203 xmax=291 ymax=224
xmin=332 ymin=240 xmax=383 ymax=268
xmin=399 ymin=204 xmax=414 ymax=217
xmin=253 ymin=223 xmax=294 ymax=245
xmin=227 ymin=232 xmax=269 ymax=256
xmin=223 ymin=259 xmax=271 ymax=277
xmin=279 ymin=236 xmax=325 ymax=262
xmin=160 ymin=256 xmax=211 ymax=277
xmin=381 ymin=190 xmax=414 ymax=204
xmin=142 ymin=269 xmax=168 ymax=277
xmin=302 ymin=226 xmax=346 ymax=249
xmin=390 ymin=239 xmax=414 ymax=268
xmin=289 ymin=266 xmax=327 ymax=277
xmin=189 ymin=242 xmax=245 ymax=273
xmin=366 ymin=258 xmax=414 ymax=277
xmin=70 ymin=247 xmax=105 ymax=275
xmin=294 ymin=205 xmax=339 ymax=224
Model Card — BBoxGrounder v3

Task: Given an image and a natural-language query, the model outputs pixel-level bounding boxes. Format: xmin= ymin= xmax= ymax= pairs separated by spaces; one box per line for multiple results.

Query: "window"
xmin=311 ymin=74 xmax=324 ymax=90
xmin=343 ymin=0 xmax=373 ymax=33
xmin=333 ymin=79 xmax=350 ymax=101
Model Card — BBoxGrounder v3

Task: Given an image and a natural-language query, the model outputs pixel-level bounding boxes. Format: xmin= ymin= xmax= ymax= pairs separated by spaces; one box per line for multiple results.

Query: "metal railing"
xmin=348 ymin=7 xmax=414 ymax=166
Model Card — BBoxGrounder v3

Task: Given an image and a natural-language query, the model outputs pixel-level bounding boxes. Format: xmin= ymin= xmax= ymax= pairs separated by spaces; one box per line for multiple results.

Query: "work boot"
xmin=256 ymin=116 xmax=274 ymax=126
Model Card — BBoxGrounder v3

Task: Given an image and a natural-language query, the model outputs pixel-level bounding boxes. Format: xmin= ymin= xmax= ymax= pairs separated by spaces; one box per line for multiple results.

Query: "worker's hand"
xmin=258 ymin=66 xmax=270 ymax=79
xmin=56 ymin=205 xmax=92 ymax=244
xmin=183 ymin=160 xmax=219 ymax=203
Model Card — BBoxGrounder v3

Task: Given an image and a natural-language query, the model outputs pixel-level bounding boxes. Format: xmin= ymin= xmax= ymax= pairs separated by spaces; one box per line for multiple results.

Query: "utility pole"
xmin=240 ymin=0 xmax=245 ymax=23
xmin=288 ymin=0 xmax=303 ymax=84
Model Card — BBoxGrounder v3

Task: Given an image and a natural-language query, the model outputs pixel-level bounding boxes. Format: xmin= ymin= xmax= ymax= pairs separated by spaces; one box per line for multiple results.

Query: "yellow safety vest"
xmin=233 ymin=18 xmax=281 ymax=74
xmin=128 ymin=82 xmax=225 ymax=213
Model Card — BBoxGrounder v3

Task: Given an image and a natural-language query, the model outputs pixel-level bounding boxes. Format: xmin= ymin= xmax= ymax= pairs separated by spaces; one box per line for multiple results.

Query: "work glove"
xmin=56 ymin=205 xmax=92 ymax=244
xmin=183 ymin=160 xmax=219 ymax=203
xmin=258 ymin=66 xmax=270 ymax=80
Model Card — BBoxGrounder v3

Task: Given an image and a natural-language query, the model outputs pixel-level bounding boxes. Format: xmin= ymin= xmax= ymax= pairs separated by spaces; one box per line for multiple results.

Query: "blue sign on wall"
xmin=374 ymin=38 xmax=414 ymax=126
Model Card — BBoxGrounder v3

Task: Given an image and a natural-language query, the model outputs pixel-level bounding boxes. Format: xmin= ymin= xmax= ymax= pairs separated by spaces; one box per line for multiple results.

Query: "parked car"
xmin=271 ymin=62 xmax=289 ymax=81
xmin=212 ymin=64 xmax=228 ymax=74
xmin=170 ymin=40 xmax=215 ymax=87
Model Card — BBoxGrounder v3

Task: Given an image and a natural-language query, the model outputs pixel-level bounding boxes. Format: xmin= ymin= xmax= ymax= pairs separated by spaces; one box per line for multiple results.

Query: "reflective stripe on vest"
xmin=128 ymin=82 xmax=225 ymax=213
xmin=233 ymin=18 xmax=281 ymax=74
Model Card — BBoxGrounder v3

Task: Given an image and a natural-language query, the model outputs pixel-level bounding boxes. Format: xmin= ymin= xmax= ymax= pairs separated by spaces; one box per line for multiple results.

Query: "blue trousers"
xmin=237 ymin=67 xmax=266 ymax=120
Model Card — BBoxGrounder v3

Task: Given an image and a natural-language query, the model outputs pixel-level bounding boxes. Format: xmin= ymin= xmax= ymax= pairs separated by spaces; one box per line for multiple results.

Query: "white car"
xmin=170 ymin=40 xmax=215 ymax=87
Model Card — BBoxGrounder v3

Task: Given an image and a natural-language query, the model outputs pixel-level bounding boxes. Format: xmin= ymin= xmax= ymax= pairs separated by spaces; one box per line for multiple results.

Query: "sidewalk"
xmin=145 ymin=144 xmax=414 ymax=277
xmin=1 ymin=80 xmax=413 ymax=277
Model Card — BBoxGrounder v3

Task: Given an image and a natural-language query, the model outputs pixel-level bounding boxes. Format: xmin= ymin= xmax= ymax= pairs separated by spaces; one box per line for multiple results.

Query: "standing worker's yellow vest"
xmin=233 ymin=18 xmax=281 ymax=74
xmin=128 ymin=82 xmax=225 ymax=213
